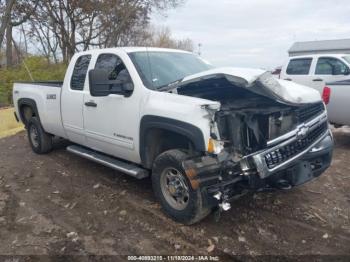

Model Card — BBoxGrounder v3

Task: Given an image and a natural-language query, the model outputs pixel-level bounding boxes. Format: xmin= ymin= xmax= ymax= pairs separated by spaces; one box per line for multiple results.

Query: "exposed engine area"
xmin=177 ymin=75 xmax=325 ymax=159
xmin=216 ymin=97 xmax=296 ymax=157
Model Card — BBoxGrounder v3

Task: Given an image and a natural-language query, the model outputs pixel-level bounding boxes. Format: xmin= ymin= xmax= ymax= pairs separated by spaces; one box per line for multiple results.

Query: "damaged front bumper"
xmin=183 ymin=115 xmax=333 ymax=210
xmin=264 ymin=132 xmax=333 ymax=189
xmin=243 ymin=112 xmax=330 ymax=179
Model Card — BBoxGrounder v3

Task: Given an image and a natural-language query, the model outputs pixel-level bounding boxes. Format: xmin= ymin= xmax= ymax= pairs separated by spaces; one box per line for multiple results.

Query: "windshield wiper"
xmin=156 ymin=78 xmax=184 ymax=91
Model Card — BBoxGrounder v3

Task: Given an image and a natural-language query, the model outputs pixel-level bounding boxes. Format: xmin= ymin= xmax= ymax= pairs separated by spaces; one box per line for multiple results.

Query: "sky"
xmin=152 ymin=0 xmax=350 ymax=70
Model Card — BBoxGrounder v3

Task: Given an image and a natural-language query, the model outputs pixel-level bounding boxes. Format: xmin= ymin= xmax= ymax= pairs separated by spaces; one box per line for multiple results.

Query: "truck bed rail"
xmin=15 ymin=81 xmax=63 ymax=87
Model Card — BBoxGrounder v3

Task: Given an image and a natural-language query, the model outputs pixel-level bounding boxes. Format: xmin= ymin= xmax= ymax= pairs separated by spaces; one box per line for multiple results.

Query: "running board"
xmin=66 ymin=145 xmax=149 ymax=179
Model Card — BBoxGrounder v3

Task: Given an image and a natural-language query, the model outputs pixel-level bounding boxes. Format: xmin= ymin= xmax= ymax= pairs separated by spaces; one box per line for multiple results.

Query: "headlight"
xmin=207 ymin=138 xmax=225 ymax=154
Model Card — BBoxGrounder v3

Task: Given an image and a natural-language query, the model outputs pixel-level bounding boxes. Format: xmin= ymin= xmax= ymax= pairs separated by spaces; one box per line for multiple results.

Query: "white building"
xmin=289 ymin=39 xmax=350 ymax=57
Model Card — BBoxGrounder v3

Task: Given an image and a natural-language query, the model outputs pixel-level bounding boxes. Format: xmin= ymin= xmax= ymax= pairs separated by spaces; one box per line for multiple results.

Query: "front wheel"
xmin=27 ymin=117 xmax=53 ymax=154
xmin=152 ymin=149 xmax=210 ymax=225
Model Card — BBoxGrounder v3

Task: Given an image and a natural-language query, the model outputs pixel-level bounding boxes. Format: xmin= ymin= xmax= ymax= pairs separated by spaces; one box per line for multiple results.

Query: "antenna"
xmin=146 ymin=47 xmax=155 ymax=89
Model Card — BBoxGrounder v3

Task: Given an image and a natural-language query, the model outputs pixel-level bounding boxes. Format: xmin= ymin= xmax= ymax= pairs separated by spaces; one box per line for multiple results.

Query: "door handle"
xmin=284 ymin=78 xmax=292 ymax=81
xmin=313 ymin=78 xmax=323 ymax=82
xmin=85 ymin=101 xmax=97 ymax=107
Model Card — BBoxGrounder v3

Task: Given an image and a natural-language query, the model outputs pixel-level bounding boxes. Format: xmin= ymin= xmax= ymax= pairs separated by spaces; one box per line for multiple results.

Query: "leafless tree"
xmin=3 ymin=0 xmax=189 ymax=65
xmin=145 ymin=26 xmax=194 ymax=51
xmin=0 ymin=0 xmax=38 ymax=66
xmin=0 ymin=0 xmax=16 ymax=50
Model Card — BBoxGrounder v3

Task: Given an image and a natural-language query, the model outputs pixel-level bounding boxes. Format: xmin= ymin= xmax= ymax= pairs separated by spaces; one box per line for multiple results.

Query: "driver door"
xmin=83 ymin=53 xmax=139 ymax=161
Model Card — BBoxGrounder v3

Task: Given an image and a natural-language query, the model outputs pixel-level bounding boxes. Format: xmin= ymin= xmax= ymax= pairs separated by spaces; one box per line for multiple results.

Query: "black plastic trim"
xmin=15 ymin=81 xmax=63 ymax=87
xmin=326 ymin=79 xmax=350 ymax=85
xmin=140 ymin=115 xmax=206 ymax=167
xmin=14 ymin=112 xmax=19 ymax=122
xmin=17 ymin=98 xmax=41 ymax=126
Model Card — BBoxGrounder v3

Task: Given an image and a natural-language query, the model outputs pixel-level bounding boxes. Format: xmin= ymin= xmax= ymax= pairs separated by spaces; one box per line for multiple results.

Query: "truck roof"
xmin=288 ymin=53 xmax=350 ymax=60
xmin=75 ymin=47 xmax=192 ymax=56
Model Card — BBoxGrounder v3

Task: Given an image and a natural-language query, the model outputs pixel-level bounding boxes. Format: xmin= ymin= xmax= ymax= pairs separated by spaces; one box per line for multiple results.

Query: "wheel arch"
xmin=140 ymin=115 xmax=206 ymax=169
xmin=18 ymin=98 xmax=41 ymax=127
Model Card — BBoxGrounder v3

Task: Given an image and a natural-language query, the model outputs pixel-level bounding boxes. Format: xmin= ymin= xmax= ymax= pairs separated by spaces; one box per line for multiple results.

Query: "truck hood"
xmin=176 ymin=67 xmax=321 ymax=105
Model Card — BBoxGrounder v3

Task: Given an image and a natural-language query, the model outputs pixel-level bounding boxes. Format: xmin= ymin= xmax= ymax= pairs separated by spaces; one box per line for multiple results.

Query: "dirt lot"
xmin=0 ymin=130 xmax=349 ymax=259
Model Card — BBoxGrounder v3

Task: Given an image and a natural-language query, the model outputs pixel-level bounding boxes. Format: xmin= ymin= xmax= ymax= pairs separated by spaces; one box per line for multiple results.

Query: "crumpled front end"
xmin=177 ymin=69 xmax=333 ymax=212
xmin=183 ymin=129 xmax=333 ymax=211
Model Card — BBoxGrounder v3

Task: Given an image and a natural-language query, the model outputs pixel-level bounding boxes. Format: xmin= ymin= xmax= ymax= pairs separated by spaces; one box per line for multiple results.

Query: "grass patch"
xmin=0 ymin=107 xmax=24 ymax=138
xmin=0 ymin=56 xmax=66 ymax=106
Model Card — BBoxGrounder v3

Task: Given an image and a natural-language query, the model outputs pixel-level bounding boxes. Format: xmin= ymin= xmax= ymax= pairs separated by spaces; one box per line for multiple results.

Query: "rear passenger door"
xmin=61 ymin=54 xmax=92 ymax=146
xmin=309 ymin=57 xmax=350 ymax=93
xmin=282 ymin=57 xmax=313 ymax=87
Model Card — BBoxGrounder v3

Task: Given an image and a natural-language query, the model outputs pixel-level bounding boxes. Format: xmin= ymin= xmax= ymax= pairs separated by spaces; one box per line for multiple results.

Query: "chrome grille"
xmin=297 ymin=103 xmax=325 ymax=123
xmin=264 ymin=122 xmax=328 ymax=169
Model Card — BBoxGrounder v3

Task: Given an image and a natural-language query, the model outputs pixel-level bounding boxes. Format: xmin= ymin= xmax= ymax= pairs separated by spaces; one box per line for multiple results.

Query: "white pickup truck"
xmin=13 ymin=47 xmax=333 ymax=224
xmin=280 ymin=54 xmax=350 ymax=94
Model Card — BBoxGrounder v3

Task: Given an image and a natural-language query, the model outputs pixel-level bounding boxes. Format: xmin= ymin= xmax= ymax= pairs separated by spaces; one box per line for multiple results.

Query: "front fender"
xmin=139 ymin=115 xmax=206 ymax=167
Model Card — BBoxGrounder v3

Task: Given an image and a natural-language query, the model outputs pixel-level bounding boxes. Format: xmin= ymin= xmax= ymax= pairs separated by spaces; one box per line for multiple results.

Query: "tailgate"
xmin=326 ymin=81 xmax=350 ymax=126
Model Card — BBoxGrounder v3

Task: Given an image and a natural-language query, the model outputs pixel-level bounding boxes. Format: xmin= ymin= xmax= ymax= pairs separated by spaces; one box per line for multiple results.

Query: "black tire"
xmin=152 ymin=149 xmax=210 ymax=225
xmin=27 ymin=117 xmax=53 ymax=154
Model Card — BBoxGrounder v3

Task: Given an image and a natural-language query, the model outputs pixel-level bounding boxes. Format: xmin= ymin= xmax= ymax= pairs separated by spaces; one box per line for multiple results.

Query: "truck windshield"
xmin=128 ymin=51 xmax=213 ymax=90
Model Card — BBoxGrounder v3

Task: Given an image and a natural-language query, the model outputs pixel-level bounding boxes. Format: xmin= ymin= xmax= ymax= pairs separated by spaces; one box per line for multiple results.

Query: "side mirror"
xmin=344 ymin=67 xmax=350 ymax=75
xmin=121 ymin=82 xmax=134 ymax=94
xmin=119 ymin=70 xmax=134 ymax=96
xmin=88 ymin=69 xmax=134 ymax=97
xmin=89 ymin=69 xmax=114 ymax=97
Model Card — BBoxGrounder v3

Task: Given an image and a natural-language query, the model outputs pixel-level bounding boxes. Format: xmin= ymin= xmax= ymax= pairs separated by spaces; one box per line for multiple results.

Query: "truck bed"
xmin=13 ymin=81 xmax=66 ymax=138
xmin=326 ymin=80 xmax=350 ymax=126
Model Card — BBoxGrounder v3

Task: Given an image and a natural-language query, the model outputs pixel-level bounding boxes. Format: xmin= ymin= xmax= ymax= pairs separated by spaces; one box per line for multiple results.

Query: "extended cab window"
xmin=71 ymin=55 xmax=91 ymax=90
xmin=95 ymin=53 xmax=132 ymax=90
xmin=315 ymin=57 xmax=349 ymax=75
xmin=286 ymin=58 xmax=312 ymax=75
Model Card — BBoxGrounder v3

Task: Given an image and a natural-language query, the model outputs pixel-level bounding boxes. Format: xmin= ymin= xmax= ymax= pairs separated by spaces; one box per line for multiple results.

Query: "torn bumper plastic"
xmin=265 ymin=132 xmax=333 ymax=188
xmin=243 ymin=112 xmax=330 ymax=179
xmin=183 ymin=127 xmax=333 ymax=211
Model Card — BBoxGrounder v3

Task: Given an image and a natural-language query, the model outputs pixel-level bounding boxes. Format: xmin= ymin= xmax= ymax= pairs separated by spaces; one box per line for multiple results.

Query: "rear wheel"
xmin=27 ymin=117 xmax=53 ymax=154
xmin=152 ymin=149 xmax=210 ymax=224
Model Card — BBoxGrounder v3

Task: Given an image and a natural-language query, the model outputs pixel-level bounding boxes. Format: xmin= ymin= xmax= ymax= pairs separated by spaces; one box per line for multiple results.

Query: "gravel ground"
xmin=0 ymin=130 xmax=349 ymax=260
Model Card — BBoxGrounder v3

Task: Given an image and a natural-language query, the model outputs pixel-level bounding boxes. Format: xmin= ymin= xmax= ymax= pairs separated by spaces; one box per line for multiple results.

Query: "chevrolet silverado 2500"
xmin=13 ymin=47 xmax=333 ymax=224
